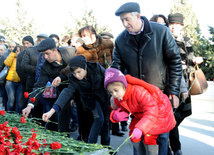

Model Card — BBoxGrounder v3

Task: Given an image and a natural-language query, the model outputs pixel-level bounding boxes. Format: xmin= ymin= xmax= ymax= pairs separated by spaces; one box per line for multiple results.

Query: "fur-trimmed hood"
xmin=76 ymin=35 xmax=114 ymax=68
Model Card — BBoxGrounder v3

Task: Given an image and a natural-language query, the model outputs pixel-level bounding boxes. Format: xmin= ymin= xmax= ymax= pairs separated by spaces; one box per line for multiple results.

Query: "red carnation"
xmin=32 ymin=140 xmax=41 ymax=150
xmin=20 ymin=116 xmax=26 ymax=124
xmin=50 ymin=141 xmax=62 ymax=150
xmin=24 ymin=92 xmax=29 ymax=98
xmin=32 ymin=133 xmax=37 ymax=141
xmin=6 ymin=140 xmax=11 ymax=146
xmin=31 ymin=128 xmax=37 ymax=132
xmin=42 ymin=139 xmax=48 ymax=147
xmin=0 ymin=110 xmax=5 ymax=115
xmin=30 ymin=97 xmax=36 ymax=103
xmin=0 ymin=144 xmax=6 ymax=154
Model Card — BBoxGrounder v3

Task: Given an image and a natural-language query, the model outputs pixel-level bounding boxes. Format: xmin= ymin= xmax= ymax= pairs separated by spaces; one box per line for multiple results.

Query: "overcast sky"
xmin=0 ymin=0 xmax=213 ymax=38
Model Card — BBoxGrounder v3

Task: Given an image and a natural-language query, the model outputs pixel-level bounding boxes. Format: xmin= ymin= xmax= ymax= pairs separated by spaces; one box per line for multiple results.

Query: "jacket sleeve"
xmin=35 ymin=53 xmax=45 ymax=82
xmin=180 ymin=75 xmax=188 ymax=93
xmin=134 ymin=87 xmax=159 ymax=135
xmin=54 ymin=81 xmax=75 ymax=111
xmin=163 ymin=30 xmax=182 ymax=96
xmin=0 ymin=50 xmax=9 ymax=71
xmin=21 ymin=50 xmax=36 ymax=74
xmin=28 ymin=66 xmax=50 ymax=106
xmin=111 ymin=42 xmax=125 ymax=72
xmin=4 ymin=52 xmax=16 ymax=67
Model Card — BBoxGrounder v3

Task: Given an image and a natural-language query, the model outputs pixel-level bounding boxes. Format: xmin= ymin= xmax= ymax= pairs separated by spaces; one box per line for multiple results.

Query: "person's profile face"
xmin=107 ymin=82 xmax=126 ymax=101
xmin=120 ymin=12 xmax=140 ymax=34
xmin=81 ymin=30 xmax=94 ymax=45
xmin=169 ymin=23 xmax=183 ymax=38
xmin=42 ymin=49 xmax=56 ymax=63
xmin=72 ymin=67 xmax=87 ymax=80
xmin=23 ymin=41 xmax=33 ymax=48
xmin=8 ymin=42 xmax=16 ymax=52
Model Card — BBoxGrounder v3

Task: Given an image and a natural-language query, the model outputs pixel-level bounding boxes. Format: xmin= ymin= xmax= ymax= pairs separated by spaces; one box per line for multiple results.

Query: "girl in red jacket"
xmin=104 ymin=68 xmax=176 ymax=155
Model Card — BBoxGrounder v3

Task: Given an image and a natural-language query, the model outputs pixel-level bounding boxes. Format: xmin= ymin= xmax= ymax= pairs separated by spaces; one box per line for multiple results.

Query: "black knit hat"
xmin=37 ymin=38 xmax=56 ymax=52
xmin=168 ymin=13 xmax=184 ymax=25
xmin=115 ymin=2 xmax=140 ymax=16
xmin=69 ymin=55 xmax=87 ymax=72
xmin=22 ymin=35 xmax=34 ymax=45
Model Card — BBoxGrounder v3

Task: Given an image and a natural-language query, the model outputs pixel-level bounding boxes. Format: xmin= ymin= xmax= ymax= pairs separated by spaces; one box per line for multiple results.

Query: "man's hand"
xmin=181 ymin=92 xmax=189 ymax=101
xmin=42 ymin=109 xmax=56 ymax=122
xmin=52 ymin=76 xmax=61 ymax=87
xmin=22 ymin=105 xmax=33 ymax=118
xmin=169 ymin=94 xmax=179 ymax=108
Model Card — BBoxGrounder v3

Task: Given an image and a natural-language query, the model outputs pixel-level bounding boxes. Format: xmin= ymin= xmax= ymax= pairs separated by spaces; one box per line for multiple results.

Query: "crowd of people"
xmin=0 ymin=2 xmax=204 ymax=155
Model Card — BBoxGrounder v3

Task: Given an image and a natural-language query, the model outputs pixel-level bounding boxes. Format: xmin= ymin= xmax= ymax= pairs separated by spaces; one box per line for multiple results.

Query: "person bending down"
xmin=42 ymin=55 xmax=110 ymax=145
xmin=105 ymin=68 xmax=176 ymax=155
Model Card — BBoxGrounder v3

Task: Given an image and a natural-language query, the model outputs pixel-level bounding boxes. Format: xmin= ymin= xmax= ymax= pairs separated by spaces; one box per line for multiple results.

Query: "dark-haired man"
xmin=22 ymin=38 xmax=76 ymax=132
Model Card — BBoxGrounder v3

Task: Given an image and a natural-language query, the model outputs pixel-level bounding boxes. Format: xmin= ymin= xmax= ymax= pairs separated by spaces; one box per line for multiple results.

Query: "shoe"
xmin=70 ymin=125 xmax=78 ymax=132
xmin=112 ymin=131 xmax=124 ymax=137
xmin=121 ymin=125 xmax=128 ymax=131
xmin=174 ymin=149 xmax=183 ymax=155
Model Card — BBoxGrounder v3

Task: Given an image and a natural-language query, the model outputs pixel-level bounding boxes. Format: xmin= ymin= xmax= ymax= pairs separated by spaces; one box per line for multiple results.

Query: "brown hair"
xmin=78 ymin=25 xmax=97 ymax=38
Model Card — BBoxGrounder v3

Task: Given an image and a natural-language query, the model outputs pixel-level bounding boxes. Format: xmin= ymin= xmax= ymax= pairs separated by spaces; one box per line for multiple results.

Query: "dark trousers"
xmin=157 ymin=132 xmax=169 ymax=155
xmin=169 ymin=95 xmax=191 ymax=153
xmin=5 ymin=81 xmax=23 ymax=113
xmin=169 ymin=115 xmax=184 ymax=152
xmin=58 ymin=100 xmax=71 ymax=132
xmin=76 ymin=98 xmax=110 ymax=145
xmin=121 ymin=121 xmax=128 ymax=127
xmin=112 ymin=122 xmax=120 ymax=133
xmin=87 ymin=101 xmax=110 ymax=145
xmin=76 ymin=94 xmax=93 ymax=142
xmin=70 ymin=102 xmax=78 ymax=126
xmin=0 ymin=83 xmax=7 ymax=108
xmin=169 ymin=125 xmax=181 ymax=152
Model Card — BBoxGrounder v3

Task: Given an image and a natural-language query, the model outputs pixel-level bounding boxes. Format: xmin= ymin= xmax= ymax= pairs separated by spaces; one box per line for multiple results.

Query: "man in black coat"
xmin=22 ymin=38 xmax=76 ymax=132
xmin=111 ymin=2 xmax=182 ymax=155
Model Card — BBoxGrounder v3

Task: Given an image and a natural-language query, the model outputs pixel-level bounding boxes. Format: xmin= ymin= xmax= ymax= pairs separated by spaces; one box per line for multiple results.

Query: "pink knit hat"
xmin=104 ymin=68 xmax=127 ymax=89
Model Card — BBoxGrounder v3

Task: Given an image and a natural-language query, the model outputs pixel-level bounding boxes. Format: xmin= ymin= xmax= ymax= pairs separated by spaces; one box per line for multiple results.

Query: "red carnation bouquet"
xmin=0 ymin=110 xmax=107 ymax=154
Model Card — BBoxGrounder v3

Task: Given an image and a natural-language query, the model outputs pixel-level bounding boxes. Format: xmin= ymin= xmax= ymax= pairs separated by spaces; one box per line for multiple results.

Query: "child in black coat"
xmin=42 ymin=55 xmax=110 ymax=145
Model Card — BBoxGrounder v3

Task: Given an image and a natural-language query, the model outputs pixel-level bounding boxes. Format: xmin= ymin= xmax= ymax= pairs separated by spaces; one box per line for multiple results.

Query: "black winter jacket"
xmin=111 ymin=16 xmax=182 ymax=96
xmin=16 ymin=50 xmax=27 ymax=83
xmin=54 ymin=62 xmax=109 ymax=111
xmin=20 ymin=47 xmax=40 ymax=91
xmin=28 ymin=46 xmax=76 ymax=106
